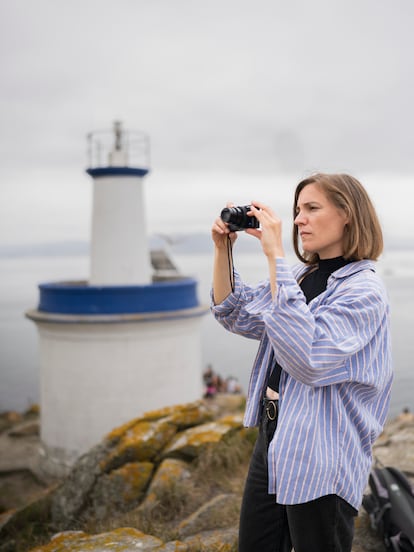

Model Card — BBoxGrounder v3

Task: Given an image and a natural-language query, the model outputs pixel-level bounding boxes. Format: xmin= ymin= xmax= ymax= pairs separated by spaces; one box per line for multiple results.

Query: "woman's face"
xmin=294 ymin=183 xmax=349 ymax=259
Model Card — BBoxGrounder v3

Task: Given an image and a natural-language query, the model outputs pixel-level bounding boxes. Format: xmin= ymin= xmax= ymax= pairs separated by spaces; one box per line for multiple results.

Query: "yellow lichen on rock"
xmin=105 ymin=416 xmax=144 ymax=444
xmin=165 ymin=403 xmax=214 ymax=429
xmin=104 ymin=401 xmax=214 ymax=446
xmin=28 ymin=527 xmax=164 ymax=551
xmin=216 ymin=413 xmax=244 ymax=428
xmin=140 ymin=458 xmax=192 ymax=510
xmin=101 ymin=419 xmax=177 ymax=472
xmin=142 ymin=402 xmax=201 ymax=421
xmin=88 ymin=461 xmax=154 ymax=520
xmin=162 ymin=422 xmax=237 ymax=460
xmin=117 ymin=462 xmax=155 ymax=502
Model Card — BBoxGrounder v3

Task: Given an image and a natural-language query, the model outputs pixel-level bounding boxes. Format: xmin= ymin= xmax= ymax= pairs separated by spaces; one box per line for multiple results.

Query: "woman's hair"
xmin=292 ymin=173 xmax=383 ymax=264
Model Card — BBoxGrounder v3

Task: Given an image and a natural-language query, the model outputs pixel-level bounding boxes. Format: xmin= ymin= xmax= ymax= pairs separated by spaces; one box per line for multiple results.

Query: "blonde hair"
xmin=293 ymin=173 xmax=383 ymax=264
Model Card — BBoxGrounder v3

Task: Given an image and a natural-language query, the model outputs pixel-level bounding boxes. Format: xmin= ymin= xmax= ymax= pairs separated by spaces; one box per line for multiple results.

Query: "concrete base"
xmin=26 ymin=307 xmax=207 ymax=473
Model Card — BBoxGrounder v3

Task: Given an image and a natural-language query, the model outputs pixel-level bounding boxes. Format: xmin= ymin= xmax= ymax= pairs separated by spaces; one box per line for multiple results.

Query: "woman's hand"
xmin=212 ymin=203 xmax=238 ymax=304
xmin=211 ymin=203 xmax=238 ymax=250
xmin=246 ymin=201 xmax=285 ymax=259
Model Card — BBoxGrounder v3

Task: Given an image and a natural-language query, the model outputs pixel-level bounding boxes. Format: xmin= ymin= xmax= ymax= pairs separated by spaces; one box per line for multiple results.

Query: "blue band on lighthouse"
xmin=38 ymin=278 xmax=200 ymax=315
xmin=86 ymin=167 xmax=149 ymax=178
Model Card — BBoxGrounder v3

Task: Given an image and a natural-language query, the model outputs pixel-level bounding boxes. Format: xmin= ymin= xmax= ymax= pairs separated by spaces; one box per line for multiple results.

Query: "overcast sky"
xmin=1 ymin=0 xmax=414 ymax=247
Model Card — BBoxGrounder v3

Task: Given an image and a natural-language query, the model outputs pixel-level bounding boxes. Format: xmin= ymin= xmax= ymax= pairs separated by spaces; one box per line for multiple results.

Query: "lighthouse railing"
xmin=87 ymin=127 xmax=150 ymax=170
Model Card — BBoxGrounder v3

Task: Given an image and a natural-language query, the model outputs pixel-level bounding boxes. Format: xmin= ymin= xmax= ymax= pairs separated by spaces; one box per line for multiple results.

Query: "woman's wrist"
xmin=214 ymin=242 xmax=231 ymax=254
xmin=265 ymin=249 xmax=284 ymax=260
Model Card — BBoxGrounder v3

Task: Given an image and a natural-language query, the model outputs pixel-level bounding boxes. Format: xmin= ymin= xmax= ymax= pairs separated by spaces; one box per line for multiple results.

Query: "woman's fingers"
xmin=212 ymin=215 xmax=238 ymax=248
xmin=245 ymin=227 xmax=262 ymax=239
xmin=248 ymin=201 xmax=284 ymax=258
xmin=213 ymin=217 xmax=228 ymax=234
xmin=250 ymin=202 xmax=277 ymax=221
xmin=250 ymin=200 xmax=269 ymax=211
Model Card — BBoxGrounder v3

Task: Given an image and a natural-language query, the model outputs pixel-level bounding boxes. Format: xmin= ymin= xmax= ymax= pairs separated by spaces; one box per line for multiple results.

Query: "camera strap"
xmin=227 ymin=235 xmax=235 ymax=292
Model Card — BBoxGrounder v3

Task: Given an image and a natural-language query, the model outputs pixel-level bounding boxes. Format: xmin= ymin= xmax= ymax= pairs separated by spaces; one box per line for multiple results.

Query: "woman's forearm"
xmin=268 ymin=256 xmax=277 ymax=300
xmin=213 ymin=245 xmax=233 ymax=305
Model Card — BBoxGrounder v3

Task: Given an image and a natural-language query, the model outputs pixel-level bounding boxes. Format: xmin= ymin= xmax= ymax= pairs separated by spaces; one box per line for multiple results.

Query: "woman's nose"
xmin=294 ymin=212 xmax=304 ymax=225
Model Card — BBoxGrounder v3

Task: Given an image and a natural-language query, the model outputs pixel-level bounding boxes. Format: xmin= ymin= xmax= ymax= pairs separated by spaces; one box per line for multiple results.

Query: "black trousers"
xmin=238 ymin=401 xmax=357 ymax=552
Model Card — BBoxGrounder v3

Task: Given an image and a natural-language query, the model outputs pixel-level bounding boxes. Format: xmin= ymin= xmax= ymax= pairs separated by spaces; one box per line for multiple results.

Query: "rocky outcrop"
xmin=0 ymin=395 xmax=251 ymax=551
xmin=0 ymin=397 xmax=413 ymax=552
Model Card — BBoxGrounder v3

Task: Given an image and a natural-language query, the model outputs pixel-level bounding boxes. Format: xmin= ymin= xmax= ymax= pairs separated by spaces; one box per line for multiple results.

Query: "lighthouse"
xmin=26 ymin=122 xmax=208 ymax=476
xmin=88 ymin=121 xmax=152 ymax=285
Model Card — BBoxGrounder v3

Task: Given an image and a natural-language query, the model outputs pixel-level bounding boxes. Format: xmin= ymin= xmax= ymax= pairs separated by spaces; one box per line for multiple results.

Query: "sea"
xmin=0 ymin=245 xmax=413 ymax=420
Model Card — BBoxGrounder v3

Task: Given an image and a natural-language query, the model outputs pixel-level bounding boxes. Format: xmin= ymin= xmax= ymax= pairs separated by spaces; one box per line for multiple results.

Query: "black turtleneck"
xmin=267 ymin=256 xmax=351 ymax=392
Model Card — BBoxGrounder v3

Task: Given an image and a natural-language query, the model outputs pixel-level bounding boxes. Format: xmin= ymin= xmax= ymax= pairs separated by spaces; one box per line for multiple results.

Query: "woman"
xmin=211 ymin=173 xmax=393 ymax=552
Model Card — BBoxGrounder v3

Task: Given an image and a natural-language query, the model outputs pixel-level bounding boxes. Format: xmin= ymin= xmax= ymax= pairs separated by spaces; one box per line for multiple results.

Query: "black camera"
xmin=220 ymin=205 xmax=260 ymax=232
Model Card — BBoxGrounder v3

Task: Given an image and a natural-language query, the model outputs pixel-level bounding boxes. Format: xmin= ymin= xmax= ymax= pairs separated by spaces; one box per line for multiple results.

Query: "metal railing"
xmin=86 ymin=121 xmax=150 ymax=169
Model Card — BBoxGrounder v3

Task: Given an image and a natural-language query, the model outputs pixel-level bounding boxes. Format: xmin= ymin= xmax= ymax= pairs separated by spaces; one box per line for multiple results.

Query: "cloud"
xmin=1 ymin=0 xmax=414 ymax=171
xmin=1 ymin=0 xmax=414 ymax=246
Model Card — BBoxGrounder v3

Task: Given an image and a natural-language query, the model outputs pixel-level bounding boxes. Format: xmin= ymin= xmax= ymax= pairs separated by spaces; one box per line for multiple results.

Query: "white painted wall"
xmin=89 ymin=175 xmax=152 ymax=285
xmin=36 ymin=315 xmax=204 ymax=475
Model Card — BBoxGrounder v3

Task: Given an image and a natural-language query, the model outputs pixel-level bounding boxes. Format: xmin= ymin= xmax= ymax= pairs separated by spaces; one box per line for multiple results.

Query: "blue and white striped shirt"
xmin=211 ymin=257 xmax=393 ymax=510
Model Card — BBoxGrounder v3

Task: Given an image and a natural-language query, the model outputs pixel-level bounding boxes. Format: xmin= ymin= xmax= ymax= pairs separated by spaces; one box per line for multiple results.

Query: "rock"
xmin=183 ymin=526 xmax=238 ymax=551
xmin=48 ymin=401 xmax=241 ymax=532
xmin=155 ymin=542 xmax=189 ymax=551
xmin=1 ymin=399 xmax=246 ymax=538
xmin=0 ymin=411 xmax=23 ymax=429
xmin=50 ymin=442 xmax=111 ymax=529
xmin=161 ymin=417 xmax=242 ymax=461
xmin=0 ymin=468 xmax=46 ymax=512
xmin=27 ymin=527 xmax=165 ymax=551
xmin=102 ymin=418 xmax=177 ymax=472
xmin=89 ymin=461 xmax=154 ymax=519
xmin=0 ymin=486 xmax=55 ymax=543
xmin=8 ymin=421 xmax=39 ymax=437
xmin=145 ymin=401 xmax=215 ymax=429
xmin=218 ymin=412 xmax=244 ymax=427
xmin=178 ymin=493 xmax=240 ymax=537
xmin=139 ymin=458 xmax=192 ymax=512
xmin=371 ymin=413 xmax=414 ymax=475
xmin=2 ymin=398 xmax=413 ymax=552
xmin=105 ymin=401 xmax=214 ymax=445
xmin=0 ymin=405 xmax=40 ymax=435
xmin=24 ymin=404 xmax=41 ymax=417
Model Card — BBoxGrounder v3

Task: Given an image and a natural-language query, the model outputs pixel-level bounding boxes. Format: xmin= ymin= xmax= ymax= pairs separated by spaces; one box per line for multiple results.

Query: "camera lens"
xmin=220 ymin=205 xmax=259 ymax=232
xmin=220 ymin=207 xmax=233 ymax=223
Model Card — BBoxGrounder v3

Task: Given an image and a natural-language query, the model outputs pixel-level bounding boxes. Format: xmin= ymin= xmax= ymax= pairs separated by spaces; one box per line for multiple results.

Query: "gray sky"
xmin=1 ymin=0 xmax=414 ymax=246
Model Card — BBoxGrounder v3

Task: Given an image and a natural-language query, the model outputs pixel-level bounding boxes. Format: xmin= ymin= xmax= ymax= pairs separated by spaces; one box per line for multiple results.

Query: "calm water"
xmin=0 ymin=249 xmax=413 ymax=419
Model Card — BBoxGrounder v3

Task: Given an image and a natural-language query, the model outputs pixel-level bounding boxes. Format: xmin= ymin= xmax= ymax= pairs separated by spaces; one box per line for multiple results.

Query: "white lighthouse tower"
xmin=26 ymin=122 xmax=208 ymax=476
xmin=88 ymin=121 xmax=152 ymax=285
